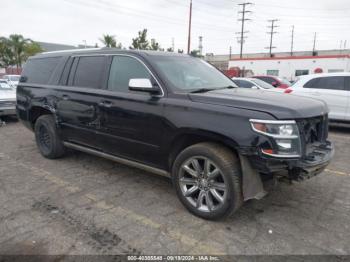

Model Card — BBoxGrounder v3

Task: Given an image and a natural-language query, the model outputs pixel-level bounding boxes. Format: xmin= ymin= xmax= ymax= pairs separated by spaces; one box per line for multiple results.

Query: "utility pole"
xmin=237 ymin=3 xmax=253 ymax=59
xmin=198 ymin=36 xmax=203 ymax=56
xmin=229 ymin=46 xmax=232 ymax=60
xmin=312 ymin=32 xmax=317 ymax=55
xmin=172 ymin=38 xmax=175 ymax=52
xmin=290 ymin=25 xmax=294 ymax=56
xmin=266 ymin=19 xmax=278 ymax=57
xmin=187 ymin=0 xmax=193 ymax=54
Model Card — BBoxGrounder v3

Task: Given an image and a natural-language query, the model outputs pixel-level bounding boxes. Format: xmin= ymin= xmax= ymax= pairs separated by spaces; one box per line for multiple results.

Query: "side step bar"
xmin=63 ymin=142 xmax=171 ymax=178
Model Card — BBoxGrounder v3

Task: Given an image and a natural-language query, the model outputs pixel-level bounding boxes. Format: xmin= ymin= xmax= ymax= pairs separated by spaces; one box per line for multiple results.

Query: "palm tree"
xmin=100 ymin=34 xmax=122 ymax=48
xmin=7 ymin=34 xmax=31 ymax=69
xmin=0 ymin=37 xmax=15 ymax=67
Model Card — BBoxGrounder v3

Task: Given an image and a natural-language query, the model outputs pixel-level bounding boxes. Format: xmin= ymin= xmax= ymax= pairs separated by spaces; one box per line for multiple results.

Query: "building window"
xmin=295 ymin=70 xmax=309 ymax=76
xmin=266 ymin=70 xmax=279 ymax=76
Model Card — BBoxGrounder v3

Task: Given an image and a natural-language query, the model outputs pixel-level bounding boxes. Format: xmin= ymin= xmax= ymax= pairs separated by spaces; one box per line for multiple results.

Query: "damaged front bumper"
xmin=239 ymin=141 xmax=334 ymax=201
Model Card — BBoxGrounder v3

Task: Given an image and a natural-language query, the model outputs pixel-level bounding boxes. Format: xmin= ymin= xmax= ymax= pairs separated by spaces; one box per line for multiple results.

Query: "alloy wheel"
xmin=179 ymin=156 xmax=227 ymax=212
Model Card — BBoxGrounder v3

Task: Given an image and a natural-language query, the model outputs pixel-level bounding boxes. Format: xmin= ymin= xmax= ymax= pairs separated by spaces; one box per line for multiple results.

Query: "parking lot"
xmin=0 ymin=119 xmax=349 ymax=255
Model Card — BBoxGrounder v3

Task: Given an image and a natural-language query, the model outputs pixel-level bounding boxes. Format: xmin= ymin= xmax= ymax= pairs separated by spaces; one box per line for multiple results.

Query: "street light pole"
xmin=187 ymin=0 xmax=193 ymax=54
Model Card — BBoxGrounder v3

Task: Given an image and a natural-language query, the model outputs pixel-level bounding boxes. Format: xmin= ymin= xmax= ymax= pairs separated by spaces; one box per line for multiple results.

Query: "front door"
xmin=98 ymin=55 xmax=166 ymax=168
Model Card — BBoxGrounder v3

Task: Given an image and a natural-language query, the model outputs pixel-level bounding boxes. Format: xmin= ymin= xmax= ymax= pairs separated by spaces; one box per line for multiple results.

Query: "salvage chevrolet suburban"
xmin=17 ymin=49 xmax=334 ymax=220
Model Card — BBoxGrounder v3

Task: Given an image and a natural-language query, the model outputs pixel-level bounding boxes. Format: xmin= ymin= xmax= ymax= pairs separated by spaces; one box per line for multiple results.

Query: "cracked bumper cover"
xmin=238 ymin=141 xmax=334 ymax=201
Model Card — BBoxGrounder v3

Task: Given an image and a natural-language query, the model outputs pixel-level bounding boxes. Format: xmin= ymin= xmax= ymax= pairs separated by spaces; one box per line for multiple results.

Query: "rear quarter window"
xmin=69 ymin=56 xmax=107 ymax=89
xmin=304 ymin=76 xmax=345 ymax=90
xmin=21 ymin=57 xmax=62 ymax=85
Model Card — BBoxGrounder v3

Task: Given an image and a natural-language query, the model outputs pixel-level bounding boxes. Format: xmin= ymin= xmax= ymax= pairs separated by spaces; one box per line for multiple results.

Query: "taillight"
xmin=284 ymin=88 xmax=293 ymax=94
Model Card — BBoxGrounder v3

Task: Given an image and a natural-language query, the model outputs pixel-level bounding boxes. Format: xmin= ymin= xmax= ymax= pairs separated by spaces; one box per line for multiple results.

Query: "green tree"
xmin=177 ymin=49 xmax=184 ymax=54
xmin=23 ymin=42 xmax=43 ymax=60
xmin=0 ymin=35 xmax=43 ymax=68
xmin=150 ymin=39 xmax=161 ymax=51
xmin=0 ymin=38 xmax=14 ymax=67
xmin=130 ymin=29 xmax=149 ymax=50
xmin=100 ymin=34 xmax=122 ymax=48
xmin=166 ymin=47 xmax=174 ymax=52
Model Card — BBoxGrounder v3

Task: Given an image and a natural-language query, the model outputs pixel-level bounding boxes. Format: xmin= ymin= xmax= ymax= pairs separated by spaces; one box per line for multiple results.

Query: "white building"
xmin=228 ymin=54 xmax=350 ymax=81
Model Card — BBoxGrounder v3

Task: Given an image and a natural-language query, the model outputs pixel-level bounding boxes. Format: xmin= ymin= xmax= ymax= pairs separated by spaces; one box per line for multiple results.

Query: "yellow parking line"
xmin=325 ymin=169 xmax=350 ymax=177
xmin=8 ymin=156 xmax=225 ymax=255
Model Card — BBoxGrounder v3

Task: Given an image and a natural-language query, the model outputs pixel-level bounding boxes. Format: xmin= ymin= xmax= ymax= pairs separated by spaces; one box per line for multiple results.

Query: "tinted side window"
xmin=21 ymin=57 xmax=61 ymax=84
xmin=72 ymin=56 xmax=106 ymax=89
xmin=108 ymin=56 xmax=151 ymax=93
xmin=234 ymin=80 xmax=254 ymax=88
xmin=305 ymin=77 xmax=345 ymax=90
xmin=346 ymin=77 xmax=350 ymax=91
xmin=304 ymin=78 xmax=320 ymax=88
xmin=258 ymin=77 xmax=275 ymax=85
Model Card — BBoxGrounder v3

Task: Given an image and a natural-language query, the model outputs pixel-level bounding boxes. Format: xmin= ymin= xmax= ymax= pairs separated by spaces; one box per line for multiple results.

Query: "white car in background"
xmin=0 ymin=79 xmax=16 ymax=117
xmin=285 ymin=73 xmax=350 ymax=122
xmin=231 ymin=77 xmax=277 ymax=91
xmin=3 ymin=74 xmax=20 ymax=88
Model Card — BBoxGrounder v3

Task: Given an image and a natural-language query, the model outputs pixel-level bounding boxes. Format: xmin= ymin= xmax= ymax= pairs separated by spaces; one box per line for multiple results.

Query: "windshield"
xmin=9 ymin=76 xmax=20 ymax=81
xmin=0 ymin=81 xmax=13 ymax=90
xmin=250 ymin=78 xmax=274 ymax=89
xmin=151 ymin=56 xmax=237 ymax=92
xmin=276 ymin=77 xmax=292 ymax=86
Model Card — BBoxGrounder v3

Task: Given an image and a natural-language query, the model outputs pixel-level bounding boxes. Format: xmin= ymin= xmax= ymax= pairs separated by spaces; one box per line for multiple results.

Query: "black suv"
xmin=17 ymin=49 xmax=334 ymax=220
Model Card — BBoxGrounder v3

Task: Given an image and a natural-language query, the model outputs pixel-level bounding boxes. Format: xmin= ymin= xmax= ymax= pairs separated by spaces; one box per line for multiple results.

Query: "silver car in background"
xmin=0 ymin=79 xmax=16 ymax=117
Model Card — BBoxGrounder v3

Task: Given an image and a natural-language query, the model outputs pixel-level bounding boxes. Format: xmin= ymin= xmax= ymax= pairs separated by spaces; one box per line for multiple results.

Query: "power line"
xmin=265 ymin=19 xmax=279 ymax=57
xmin=237 ymin=2 xmax=253 ymax=58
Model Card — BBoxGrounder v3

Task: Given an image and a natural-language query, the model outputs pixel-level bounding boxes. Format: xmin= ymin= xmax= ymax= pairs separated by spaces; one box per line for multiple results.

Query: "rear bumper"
xmin=0 ymin=106 xmax=16 ymax=116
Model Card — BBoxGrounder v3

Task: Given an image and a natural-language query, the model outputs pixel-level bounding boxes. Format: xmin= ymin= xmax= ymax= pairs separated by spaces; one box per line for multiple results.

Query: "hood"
xmin=0 ymin=89 xmax=16 ymax=101
xmin=188 ymin=88 xmax=328 ymax=119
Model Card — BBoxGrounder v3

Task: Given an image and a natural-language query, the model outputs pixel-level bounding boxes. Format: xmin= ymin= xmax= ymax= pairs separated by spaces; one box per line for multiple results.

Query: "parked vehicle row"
xmin=233 ymin=73 xmax=350 ymax=122
xmin=285 ymin=73 xmax=350 ymax=122
xmin=17 ymin=49 xmax=333 ymax=220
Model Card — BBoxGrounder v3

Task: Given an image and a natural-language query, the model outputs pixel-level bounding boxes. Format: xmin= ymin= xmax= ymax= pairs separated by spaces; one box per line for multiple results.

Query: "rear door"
xmin=303 ymin=76 xmax=348 ymax=121
xmin=56 ymin=55 xmax=109 ymax=149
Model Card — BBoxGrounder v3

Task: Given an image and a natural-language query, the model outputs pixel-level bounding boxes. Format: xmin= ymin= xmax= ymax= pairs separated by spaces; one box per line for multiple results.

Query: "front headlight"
xmin=250 ymin=119 xmax=301 ymax=157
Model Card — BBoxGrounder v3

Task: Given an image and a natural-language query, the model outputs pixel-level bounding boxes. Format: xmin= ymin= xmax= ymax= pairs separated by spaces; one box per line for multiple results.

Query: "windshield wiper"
xmin=190 ymin=88 xmax=217 ymax=94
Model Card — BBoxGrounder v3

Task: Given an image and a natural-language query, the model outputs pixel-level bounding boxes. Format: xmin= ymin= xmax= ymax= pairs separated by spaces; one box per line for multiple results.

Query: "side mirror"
xmin=129 ymin=78 xmax=161 ymax=95
xmin=271 ymin=81 xmax=278 ymax=87
xmin=19 ymin=76 xmax=27 ymax=83
xmin=251 ymin=85 xmax=258 ymax=90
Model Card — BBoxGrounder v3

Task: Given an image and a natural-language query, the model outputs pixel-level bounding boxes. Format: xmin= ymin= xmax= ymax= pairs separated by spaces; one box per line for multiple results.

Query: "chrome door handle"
xmin=99 ymin=100 xmax=113 ymax=108
xmin=62 ymin=94 xmax=70 ymax=100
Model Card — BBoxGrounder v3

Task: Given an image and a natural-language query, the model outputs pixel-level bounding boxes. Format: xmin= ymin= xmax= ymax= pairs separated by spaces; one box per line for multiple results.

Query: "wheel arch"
xmin=28 ymin=105 xmax=55 ymax=128
xmin=167 ymin=129 xmax=240 ymax=171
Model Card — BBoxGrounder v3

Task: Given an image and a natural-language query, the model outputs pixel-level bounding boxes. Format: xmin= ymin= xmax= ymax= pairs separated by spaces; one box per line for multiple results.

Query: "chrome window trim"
xmin=71 ymin=54 xmax=165 ymax=97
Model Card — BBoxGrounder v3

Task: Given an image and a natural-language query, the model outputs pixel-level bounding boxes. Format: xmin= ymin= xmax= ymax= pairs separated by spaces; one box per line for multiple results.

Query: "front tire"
xmin=34 ymin=115 xmax=65 ymax=159
xmin=172 ymin=142 xmax=243 ymax=220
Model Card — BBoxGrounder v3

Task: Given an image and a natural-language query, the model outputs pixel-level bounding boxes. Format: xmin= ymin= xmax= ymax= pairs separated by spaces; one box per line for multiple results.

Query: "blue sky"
xmin=2 ymin=0 xmax=350 ymax=55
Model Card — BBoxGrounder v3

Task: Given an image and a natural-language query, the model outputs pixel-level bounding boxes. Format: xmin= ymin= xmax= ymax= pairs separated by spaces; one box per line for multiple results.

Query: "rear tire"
xmin=34 ymin=115 xmax=65 ymax=159
xmin=172 ymin=142 xmax=243 ymax=220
